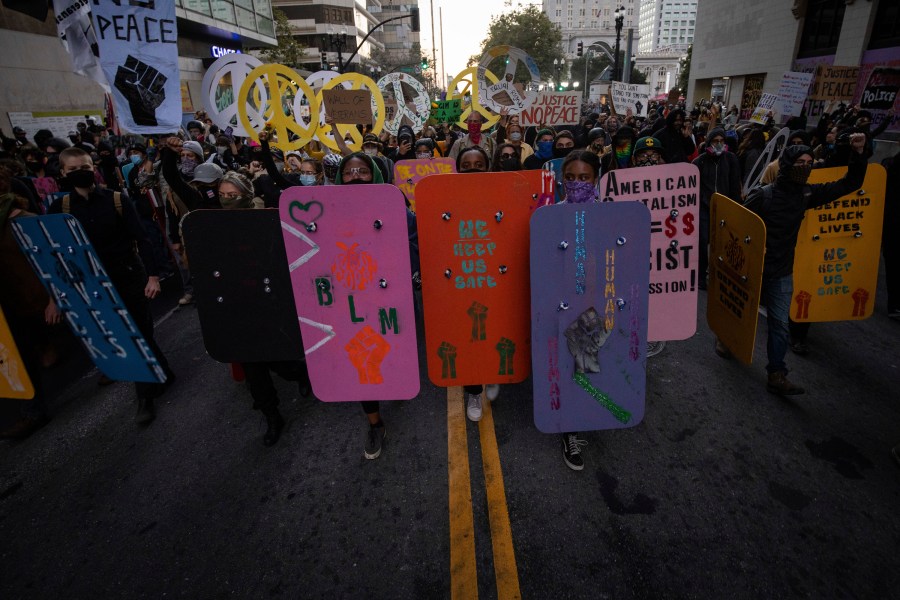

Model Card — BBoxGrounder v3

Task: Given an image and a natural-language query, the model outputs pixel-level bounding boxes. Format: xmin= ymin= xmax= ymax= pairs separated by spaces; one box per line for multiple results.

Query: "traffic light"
xmin=577 ymin=42 xmax=583 ymax=57
xmin=321 ymin=51 xmax=328 ymax=67
xmin=410 ymin=7 xmax=420 ymax=32
xmin=421 ymin=56 xmax=429 ymax=70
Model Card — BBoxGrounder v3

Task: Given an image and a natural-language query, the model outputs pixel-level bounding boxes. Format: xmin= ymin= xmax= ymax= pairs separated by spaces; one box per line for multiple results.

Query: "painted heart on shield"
xmin=288 ymin=200 xmax=324 ymax=229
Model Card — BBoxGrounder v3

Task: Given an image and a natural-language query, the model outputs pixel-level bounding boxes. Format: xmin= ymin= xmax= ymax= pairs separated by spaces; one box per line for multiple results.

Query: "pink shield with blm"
xmin=279 ymin=184 xmax=420 ymax=402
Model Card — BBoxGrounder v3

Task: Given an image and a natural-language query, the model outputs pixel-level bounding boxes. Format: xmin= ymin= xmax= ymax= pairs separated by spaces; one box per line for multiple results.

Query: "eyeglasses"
xmin=342 ymin=167 xmax=371 ymax=178
xmin=501 ymin=153 xmax=516 ymax=158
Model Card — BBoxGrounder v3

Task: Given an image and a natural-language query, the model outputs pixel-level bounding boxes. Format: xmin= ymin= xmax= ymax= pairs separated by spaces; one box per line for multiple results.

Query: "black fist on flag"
xmin=115 ymin=55 xmax=167 ymax=127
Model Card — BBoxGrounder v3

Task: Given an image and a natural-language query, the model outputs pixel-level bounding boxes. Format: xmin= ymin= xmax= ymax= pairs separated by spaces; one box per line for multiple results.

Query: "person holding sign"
xmin=652 ymin=109 xmax=695 ymax=164
xmin=737 ymin=133 xmax=868 ymax=396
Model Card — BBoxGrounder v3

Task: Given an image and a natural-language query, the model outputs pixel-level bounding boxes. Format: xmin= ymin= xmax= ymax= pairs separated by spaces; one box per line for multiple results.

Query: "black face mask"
xmin=343 ymin=178 xmax=370 ymax=185
xmin=25 ymin=161 xmax=42 ymax=173
xmin=64 ymin=169 xmax=95 ymax=189
xmin=553 ymin=146 xmax=573 ymax=159
xmin=499 ymin=155 xmax=520 ymax=171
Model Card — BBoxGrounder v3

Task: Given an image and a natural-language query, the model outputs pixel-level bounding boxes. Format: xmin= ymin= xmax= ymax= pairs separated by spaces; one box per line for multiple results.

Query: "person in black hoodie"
xmin=652 ymin=109 xmax=695 ymax=164
xmin=692 ymin=127 xmax=742 ymax=290
xmin=600 ymin=126 xmax=637 ymax=174
xmin=724 ymin=133 xmax=868 ymax=396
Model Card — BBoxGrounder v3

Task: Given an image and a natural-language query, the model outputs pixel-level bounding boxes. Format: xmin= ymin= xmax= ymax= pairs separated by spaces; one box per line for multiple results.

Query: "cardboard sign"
xmin=322 ymin=88 xmax=374 ymax=125
xmin=417 ymin=172 xmax=533 ymax=386
xmin=777 ymin=71 xmax=814 ymax=119
xmin=519 ymin=92 xmax=581 ymax=127
xmin=859 ymin=66 xmax=900 ymax=110
xmin=530 ymin=202 xmax=650 ymax=434
xmin=750 ymin=93 xmax=778 ymax=124
xmin=810 ymin=65 xmax=860 ymax=102
xmin=0 ymin=306 xmax=35 ymax=400
xmin=393 ymin=158 xmax=456 ymax=212
xmin=706 ymin=194 xmax=766 ymax=365
xmin=10 ymin=214 xmax=166 ymax=383
xmin=611 ymin=82 xmax=650 ymax=117
xmin=433 ymin=99 xmax=463 ymax=123
xmin=279 ymin=184 xmax=420 ymax=402
xmin=180 ymin=209 xmax=303 ymax=363
xmin=599 ymin=163 xmax=700 ymax=341
xmin=667 ymin=88 xmax=680 ymax=106
xmin=791 ymin=165 xmax=886 ymax=321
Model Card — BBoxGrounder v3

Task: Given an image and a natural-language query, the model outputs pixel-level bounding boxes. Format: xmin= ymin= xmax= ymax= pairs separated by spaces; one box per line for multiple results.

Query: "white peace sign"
xmin=476 ymin=45 xmax=542 ymax=114
xmin=201 ymin=53 xmax=266 ymax=137
xmin=376 ymin=72 xmax=431 ymax=135
xmin=293 ymin=70 xmax=345 ymax=142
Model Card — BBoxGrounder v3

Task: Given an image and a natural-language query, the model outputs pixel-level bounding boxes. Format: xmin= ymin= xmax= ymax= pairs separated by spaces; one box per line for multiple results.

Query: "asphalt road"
xmin=1 ymin=273 xmax=898 ymax=599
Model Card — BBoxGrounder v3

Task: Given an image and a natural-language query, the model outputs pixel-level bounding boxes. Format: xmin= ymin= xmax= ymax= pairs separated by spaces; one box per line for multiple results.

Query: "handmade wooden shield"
xmin=530 ymin=202 xmax=650 ymax=433
xmin=547 ymin=158 xmax=565 ymax=204
xmin=599 ymin=163 xmax=701 ymax=341
xmin=393 ymin=158 xmax=456 ymax=212
xmin=706 ymin=194 xmax=766 ymax=365
xmin=181 ymin=209 xmax=303 ymax=363
xmin=279 ymin=184 xmax=419 ymax=402
xmin=10 ymin=214 xmax=166 ymax=383
xmin=792 ymin=165 xmax=886 ymax=321
xmin=0 ymin=306 xmax=35 ymax=400
xmin=417 ymin=172 xmax=532 ymax=386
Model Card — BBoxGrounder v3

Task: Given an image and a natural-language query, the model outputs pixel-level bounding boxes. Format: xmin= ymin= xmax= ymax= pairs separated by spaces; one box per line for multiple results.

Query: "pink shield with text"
xmin=393 ymin=158 xmax=456 ymax=212
xmin=279 ymin=184 xmax=420 ymax=402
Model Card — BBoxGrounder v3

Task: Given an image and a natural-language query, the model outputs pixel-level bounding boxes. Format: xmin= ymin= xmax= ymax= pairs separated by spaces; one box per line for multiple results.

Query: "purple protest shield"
xmin=530 ymin=202 xmax=650 ymax=433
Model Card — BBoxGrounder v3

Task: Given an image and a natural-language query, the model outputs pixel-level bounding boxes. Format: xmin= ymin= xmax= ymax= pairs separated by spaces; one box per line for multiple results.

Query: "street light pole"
xmin=613 ymin=5 xmax=625 ymax=81
xmin=583 ymin=49 xmax=591 ymax=101
xmin=323 ymin=26 xmax=348 ymax=71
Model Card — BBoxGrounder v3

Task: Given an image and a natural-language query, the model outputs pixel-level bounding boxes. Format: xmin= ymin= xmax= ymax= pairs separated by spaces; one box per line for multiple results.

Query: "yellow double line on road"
xmin=447 ymin=387 xmax=521 ymax=599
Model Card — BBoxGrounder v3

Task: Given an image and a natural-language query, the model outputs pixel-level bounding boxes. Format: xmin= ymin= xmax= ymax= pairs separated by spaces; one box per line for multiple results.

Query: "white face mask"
xmin=416 ymin=152 xmax=431 ymax=160
xmin=508 ymin=131 xmax=522 ymax=142
xmin=363 ymin=147 xmax=378 ymax=156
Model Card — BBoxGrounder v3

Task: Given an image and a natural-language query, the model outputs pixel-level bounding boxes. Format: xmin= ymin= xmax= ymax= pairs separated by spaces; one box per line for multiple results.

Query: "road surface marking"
xmin=447 ymin=386 xmax=478 ymax=599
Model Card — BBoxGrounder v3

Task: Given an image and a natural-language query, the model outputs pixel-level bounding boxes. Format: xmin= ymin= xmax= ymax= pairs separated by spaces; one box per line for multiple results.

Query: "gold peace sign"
xmin=237 ymin=63 xmax=320 ymax=152
xmin=447 ymin=67 xmax=500 ymax=129
xmin=318 ymin=73 xmax=386 ymax=153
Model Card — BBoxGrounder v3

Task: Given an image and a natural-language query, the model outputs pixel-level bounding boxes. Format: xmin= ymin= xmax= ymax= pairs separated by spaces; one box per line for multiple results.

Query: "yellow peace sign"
xmin=447 ymin=67 xmax=500 ymax=129
xmin=237 ymin=63 xmax=320 ymax=152
xmin=318 ymin=73 xmax=386 ymax=153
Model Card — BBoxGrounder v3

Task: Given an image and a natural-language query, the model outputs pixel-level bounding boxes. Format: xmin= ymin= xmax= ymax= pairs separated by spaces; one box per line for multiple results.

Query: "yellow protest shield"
xmin=792 ymin=165 xmax=886 ymax=321
xmin=0 ymin=306 xmax=35 ymax=400
xmin=706 ymin=193 xmax=767 ymax=365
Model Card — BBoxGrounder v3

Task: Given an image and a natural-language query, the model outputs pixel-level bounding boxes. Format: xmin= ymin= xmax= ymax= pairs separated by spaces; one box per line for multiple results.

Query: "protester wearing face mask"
xmin=492 ymin=143 xmax=522 ymax=172
xmin=523 ymin=129 xmax=556 ymax=169
xmin=692 ymin=127 xmax=742 ymax=292
xmin=631 ymin=136 xmax=666 ymax=167
xmin=448 ymin=112 xmax=496 ymax=166
xmin=601 ymin=126 xmax=636 ymax=174
xmin=496 ymin=108 xmax=533 ymax=163
xmin=718 ymin=134 xmax=868 ymax=397
xmin=178 ymin=140 xmax=204 ymax=180
xmin=415 ymin=138 xmax=436 ymax=160
xmin=586 ymin=127 xmax=608 ymax=156
xmin=552 ymin=131 xmax=576 ymax=160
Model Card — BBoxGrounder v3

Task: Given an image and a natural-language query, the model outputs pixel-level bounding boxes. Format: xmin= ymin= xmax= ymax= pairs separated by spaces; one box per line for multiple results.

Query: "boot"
xmin=767 ymin=371 xmax=804 ymax=396
xmin=262 ymin=406 xmax=285 ymax=447
xmin=135 ymin=397 xmax=155 ymax=425
xmin=714 ymin=338 xmax=733 ymax=359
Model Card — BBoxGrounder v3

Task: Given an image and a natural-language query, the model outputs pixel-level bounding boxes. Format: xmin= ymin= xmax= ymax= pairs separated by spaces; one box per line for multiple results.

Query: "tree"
xmin=677 ymin=45 xmax=692 ymax=93
xmin=468 ymin=5 xmax=564 ymax=84
xmin=256 ymin=9 xmax=307 ymax=68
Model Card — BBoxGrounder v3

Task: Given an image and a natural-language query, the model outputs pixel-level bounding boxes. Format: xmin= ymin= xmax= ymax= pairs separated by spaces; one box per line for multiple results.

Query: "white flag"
xmin=53 ymin=0 xmax=109 ymax=92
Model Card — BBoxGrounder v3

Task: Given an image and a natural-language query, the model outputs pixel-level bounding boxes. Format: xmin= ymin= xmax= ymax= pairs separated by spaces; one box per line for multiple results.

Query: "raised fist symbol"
xmin=115 ymin=55 xmax=167 ymax=127
xmin=437 ymin=341 xmax=458 ymax=379
xmin=345 ymin=325 xmax=390 ymax=384
xmin=496 ymin=337 xmax=516 ymax=376
xmin=467 ymin=301 xmax=488 ymax=341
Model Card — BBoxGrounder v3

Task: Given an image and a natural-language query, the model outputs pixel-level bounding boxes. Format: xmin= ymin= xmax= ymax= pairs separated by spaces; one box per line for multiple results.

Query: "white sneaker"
xmin=178 ymin=293 xmax=194 ymax=306
xmin=485 ymin=384 xmax=500 ymax=402
xmin=466 ymin=393 xmax=482 ymax=422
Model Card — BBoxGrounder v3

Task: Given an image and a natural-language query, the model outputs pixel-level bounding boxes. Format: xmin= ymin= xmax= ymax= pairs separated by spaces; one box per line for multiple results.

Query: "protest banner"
xmin=8 ymin=110 xmax=103 ymax=141
xmin=667 ymin=87 xmax=681 ymax=106
xmin=599 ymin=163 xmax=700 ymax=341
xmin=322 ymin=88 xmax=374 ymax=125
xmin=11 ymin=215 xmax=167 ymax=383
xmin=53 ymin=0 xmax=108 ymax=91
xmin=417 ymin=172 xmax=533 ymax=386
xmin=181 ymin=209 xmax=303 ymax=363
xmin=393 ymin=158 xmax=456 ymax=212
xmin=0 ymin=306 xmax=34 ymax=400
xmin=777 ymin=71 xmax=814 ymax=119
xmin=859 ymin=66 xmax=900 ymax=110
xmin=740 ymin=75 xmax=765 ymax=120
xmin=750 ymin=93 xmax=778 ymax=124
xmin=519 ymin=92 xmax=580 ymax=127
xmin=791 ymin=165 xmax=886 ymax=321
xmin=706 ymin=194 xmax=766 ymax=365
xmin=810 ymin=65 xmax=860 ymax=102
xmin=530 ymin=202 xmax=650 ymax=434
xmin=611 ymin=82 xmax=651 ymax=117
xmin=433 ymin=99 xmax=463 ymax=123
xmin=280 ymin=185 xmax=420 ymax=402
xmin=90 ymin=0 xmax=181 ymax=133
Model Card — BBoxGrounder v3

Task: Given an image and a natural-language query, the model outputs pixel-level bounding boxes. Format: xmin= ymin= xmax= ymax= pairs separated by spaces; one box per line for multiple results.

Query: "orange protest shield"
xmin=792 ymin=165 xmax=886 ymax=321
xmin=706 ymin=193 xmax=766 ymax=365
xmin=416 ymin=172 xmax=533 ymax=386
xmin=0 ymin=306 xmax=35 ymax=400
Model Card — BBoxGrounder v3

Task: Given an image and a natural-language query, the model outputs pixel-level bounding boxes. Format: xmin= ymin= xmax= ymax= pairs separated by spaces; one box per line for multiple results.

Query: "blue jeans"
xmin=761 ymin=274 xmax=792 ymax=373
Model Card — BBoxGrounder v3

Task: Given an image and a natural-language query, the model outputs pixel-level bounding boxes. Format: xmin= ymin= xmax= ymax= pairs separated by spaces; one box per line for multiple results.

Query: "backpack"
xmin=62 ymin=191 xmax=123 ymax=216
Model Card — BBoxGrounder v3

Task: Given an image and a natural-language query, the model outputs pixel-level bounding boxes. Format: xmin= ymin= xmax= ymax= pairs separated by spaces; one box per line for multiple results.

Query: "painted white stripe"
xmin=280 ymin=220 xmax=320 ymax=272
xmin=298 ymin=316 xmax=336 ymax=354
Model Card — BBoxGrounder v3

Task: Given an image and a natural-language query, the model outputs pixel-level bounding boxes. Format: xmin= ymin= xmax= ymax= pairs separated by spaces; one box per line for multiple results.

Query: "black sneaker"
xmin=135 ymin=397 xmax=155 ymax=425
xmin=365 ymin=423 xmax=386 ymax=459
xmin=562 ymin=433 xmax=587 ymax=471
xmin=790 ymin=340 xmax=810 ymax=356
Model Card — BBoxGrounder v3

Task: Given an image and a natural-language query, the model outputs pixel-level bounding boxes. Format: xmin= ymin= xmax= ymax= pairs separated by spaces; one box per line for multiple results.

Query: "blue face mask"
xmin=130 ymin=154 xmax=142 ymax=165
xmin=299 ymin=174 xmax=317 ymax=186
xmin=535 ymin=140 xmax=553 ymax=159
xmin=564 ymin=180 xmax=598 ymax=204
